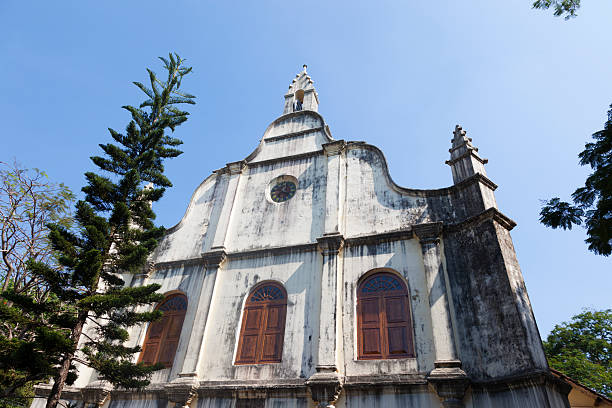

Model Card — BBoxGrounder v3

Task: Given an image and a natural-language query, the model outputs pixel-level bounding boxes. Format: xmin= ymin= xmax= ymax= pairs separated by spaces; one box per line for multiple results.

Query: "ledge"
xmin=344 ymin=373 xmax=428 ymax=389
xmin=471 ymin=370 xmax=571 ymax=396
xmin=264 ymin=126 xmax=324 ymax=143
xmin=444 ymin=207 xmax=517 ymax=233
xmin=247 ymin=149 xmax=323 ymax=168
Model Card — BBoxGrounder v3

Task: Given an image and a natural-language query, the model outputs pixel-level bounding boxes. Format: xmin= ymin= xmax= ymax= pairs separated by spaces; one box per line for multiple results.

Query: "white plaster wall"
xmin=227 ymin=157 xmax=326 ymax=252
xmin=197 ymin=251 xmax=320 ymax=380
xmin=153 ymin=175 xmax=221 ymax=263
xmin=342 ymin=240 xmax=435 ymax=376
xmin=339 ymin=389 xmax=442 ymax=408
xmin=254 ymin=131 xmax=328 ymax=162
xmin=128 ymin=264 xmax=205 ymax=384
xmin=344 ymin=147 xmax=430 ymax=237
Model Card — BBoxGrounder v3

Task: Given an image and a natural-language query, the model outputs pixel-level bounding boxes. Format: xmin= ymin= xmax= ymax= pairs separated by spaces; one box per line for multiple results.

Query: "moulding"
xmin=343 ymin=373 xmax=428 ymax=389
xmin=227 ymin=243 xmax=319 ymax=260
xmin=445 ymin=150 xmax=489 ymax=166
xmin=322 ymin=140 xmax=346 ymax=156
xmin=344 ymin=228 xmax=413 ymax=247
xmin=154 ymin=257 xmax=205 ymax=271
xmin=413 ymin=222 xmax=443 ymax=245
xmin=316 ymin=233 xmax=345 ymax=256
xmin=247 ymin=149 xmax=323 ymax=168
xmin=470 ymin=370 xmax=571 ymax=396
xmin=226 ymin=160 xmax=247 ymax=175
xmin=264 ymin=126 xmax=324 ymax=143
xmin=81 ymin=381 xmax=113 ymax=406
xmin=201 ymin=247 xmax=227 ymax=268
xmin=443 ymin=207 xmax=517 ymax=233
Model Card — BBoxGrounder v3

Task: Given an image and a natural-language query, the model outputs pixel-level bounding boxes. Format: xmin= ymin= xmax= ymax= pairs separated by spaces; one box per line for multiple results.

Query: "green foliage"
xmin=540 ymin=105 xmax=612 ymax=256
xmin=0 ymin=162 xmax=75 ymax=405
xmin=0 ymin=53 xmax=195 ymax=408
xmin=532 ymin=0 xmax=581 ymax=19
xmin=543 ymin=309 xmax=612 ymax=397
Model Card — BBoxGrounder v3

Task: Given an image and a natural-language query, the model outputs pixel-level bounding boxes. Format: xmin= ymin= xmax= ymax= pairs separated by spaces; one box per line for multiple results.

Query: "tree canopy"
xmin=540 ymin=104 xmax=612 ymax=256
xmin=543 ymin=309 xmax=612 ymax=398
xmin=0 ymin=53 xmax=196 ymax=408
xmin=532 ymin=0 xmax=581 ymax=19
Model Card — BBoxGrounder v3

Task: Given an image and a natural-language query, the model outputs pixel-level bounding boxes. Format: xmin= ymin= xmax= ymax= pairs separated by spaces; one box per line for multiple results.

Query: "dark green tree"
xmin=0 ymin=53 xmax=195 ymax=408
xmin=543 ymin=309 xmax=612 ymax=397
xmin=0 ymin=161 xmax=74 ymax=407
xmin=532 ymin=0 xmax=581 ymax=19
xmin=540 ymin=104 xmax=612 ymax=256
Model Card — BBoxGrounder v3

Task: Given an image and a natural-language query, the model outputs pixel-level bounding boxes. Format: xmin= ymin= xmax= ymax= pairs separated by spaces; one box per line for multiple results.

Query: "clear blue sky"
xmin=1 ymin=1 xmax=610 ymax=338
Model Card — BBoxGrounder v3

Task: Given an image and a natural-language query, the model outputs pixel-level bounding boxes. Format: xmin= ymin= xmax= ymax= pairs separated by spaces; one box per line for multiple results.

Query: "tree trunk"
xmin=45 ymin=310 xmax=88 ymax=408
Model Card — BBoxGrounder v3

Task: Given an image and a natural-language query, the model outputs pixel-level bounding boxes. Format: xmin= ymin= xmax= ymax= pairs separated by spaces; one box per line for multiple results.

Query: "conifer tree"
xmin=0 ymin=53 xmax=195 ymax=408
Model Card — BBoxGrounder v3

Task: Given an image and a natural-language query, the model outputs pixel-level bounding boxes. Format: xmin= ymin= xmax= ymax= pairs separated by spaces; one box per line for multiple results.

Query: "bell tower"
xmin=283 ymin=64 xmax=319 ymax=114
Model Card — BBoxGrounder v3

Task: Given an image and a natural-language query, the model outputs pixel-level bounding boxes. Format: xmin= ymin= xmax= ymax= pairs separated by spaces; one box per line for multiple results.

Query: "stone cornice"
xmin=247 ymin=149 xmax=323 ymax=168
xmin=470 ymin=370 xmax=571 ymax=396
xmin=344 ymin=228 xmax=413 ymax=247
xmin=264 ymin=126 xmax=323 ymax=143
xmin=344 ymin=373 xmax=428 ymax=389
xmin=444 ymin=207 xmax=517 ymax=233
xmin=202 ymin=247 xmax=227 ymax=268
xmin=317 ymin=233 xmax=345 ymax=255
xmin=154 ymin=257 xmax=205 ymax=271
xmin=413 ymin=222 xmax=443 ymax=244
xmin=445 ymin=150 xmax=489 ymax=166
xmin=227 ymin=243 xmax=319 ymax=260
xmin=322 ymin=140 xmax=346 ymax=156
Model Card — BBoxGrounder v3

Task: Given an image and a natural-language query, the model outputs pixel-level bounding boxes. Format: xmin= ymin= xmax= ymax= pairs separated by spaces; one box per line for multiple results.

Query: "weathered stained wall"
xmin=42 ymin=71 xmax=571 ymax=408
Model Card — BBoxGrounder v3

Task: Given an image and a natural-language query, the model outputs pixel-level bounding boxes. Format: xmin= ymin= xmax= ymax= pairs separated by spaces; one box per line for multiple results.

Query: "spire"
xmin=445 ymin=125 xmax=488 ymax=184
xmin=283 ymin=65 xmax=319 ymax=114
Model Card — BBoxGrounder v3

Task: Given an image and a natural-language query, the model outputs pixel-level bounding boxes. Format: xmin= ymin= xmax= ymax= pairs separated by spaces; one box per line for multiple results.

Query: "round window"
xmin=269 ymin=176 xmax=297 ymax=203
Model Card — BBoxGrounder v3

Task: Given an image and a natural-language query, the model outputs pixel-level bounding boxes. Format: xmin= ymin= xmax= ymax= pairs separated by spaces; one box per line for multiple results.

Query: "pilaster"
xmin=414 ymin=222 xmax=469 ymax=407
xmin=322 ymin=140 xmax=345 ymax=235
xmin=309 ymin=233 xmax=345 ymax=407
xmin=176 ymin=248 xmax=227 ymax=377
xmin=211 ymin=160 xmax=246 ymax=250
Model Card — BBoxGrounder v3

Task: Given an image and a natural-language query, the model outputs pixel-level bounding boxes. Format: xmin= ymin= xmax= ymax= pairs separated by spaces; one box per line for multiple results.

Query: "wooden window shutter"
xmin=139 ymin=293 xmax=188 ymax=368
xmin=357 ymin=272 xmax=414 ymax=360
xmin=235 ymin=282 xmax=287 ymax=365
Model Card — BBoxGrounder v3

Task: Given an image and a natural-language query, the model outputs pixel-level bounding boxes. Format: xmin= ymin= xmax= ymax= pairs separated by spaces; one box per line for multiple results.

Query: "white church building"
xmin=35 ymin=67 xmax=572 ymax=408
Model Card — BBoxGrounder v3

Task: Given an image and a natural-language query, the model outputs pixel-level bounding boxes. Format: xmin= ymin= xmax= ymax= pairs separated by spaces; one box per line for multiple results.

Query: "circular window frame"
xmin=267 ymin=175 xmax=298 ymax=204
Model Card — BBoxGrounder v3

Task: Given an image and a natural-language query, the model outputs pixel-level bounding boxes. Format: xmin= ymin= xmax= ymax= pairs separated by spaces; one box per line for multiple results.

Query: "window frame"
xmin=356 ymin=271 xmax=415 ymax=360
xmin=138 ymin=292 xmax=188 ymax=368
xmin=235 ymin=281 xmax=288 ymax=365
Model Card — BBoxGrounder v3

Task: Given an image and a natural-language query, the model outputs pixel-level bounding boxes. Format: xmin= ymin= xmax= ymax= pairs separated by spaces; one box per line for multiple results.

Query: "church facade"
xmin=35 ymin=67 xmax=571 ymax=408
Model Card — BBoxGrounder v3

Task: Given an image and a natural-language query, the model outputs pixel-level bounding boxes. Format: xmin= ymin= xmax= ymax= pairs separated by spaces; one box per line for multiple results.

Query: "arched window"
xmin=139 ymin=293 xmax=187 ymax=368
xmin=235 ymin=282 xmax=287 ymax=364
xmin=357 ymin=272 xmax=414 ymax=360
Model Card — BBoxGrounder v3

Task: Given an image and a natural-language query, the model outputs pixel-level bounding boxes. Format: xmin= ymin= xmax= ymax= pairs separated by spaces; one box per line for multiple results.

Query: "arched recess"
xmin=138 ymin=293 xmax=188 ymax=368
xmin=235 ymin=281 xmax=287 ymax=365
xmin=357 ymin=271 xmax=414 ymax=360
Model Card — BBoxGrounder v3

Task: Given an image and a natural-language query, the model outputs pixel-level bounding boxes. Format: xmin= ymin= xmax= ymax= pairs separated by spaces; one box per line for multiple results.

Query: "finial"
xmin=303 ymin=64 xmax=308 ymax=72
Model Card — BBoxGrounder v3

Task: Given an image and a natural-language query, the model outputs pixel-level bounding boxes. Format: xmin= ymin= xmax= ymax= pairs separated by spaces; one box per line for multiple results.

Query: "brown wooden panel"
xmin=166 ymin=315 xmax=184 ymax=339
xmin=362 ymin=328 xmax=382 ymax=355
xmin=158 ymin=340 xmax=178 ymax=366
xmin=266 ymin=305 xmax=282 ymax=330
xmin=148 ymin=318 xmax=166 ymax=339
xmin=260 ymin=333 xmax=281 ymax=361
xmin=385 ymin=296 xmax=406 ymax=323
xmin=361 ymin=298 xmax=380 ymax=324
xmin=244 ymin=307 xmax=263 ymax=331
xmin=387 ymin=326 xmax=408 ymax=355
xmin=140 ymin=342 xmax=159 ymax=365
xmin=237 ymin=334 xmax=259 ymax=362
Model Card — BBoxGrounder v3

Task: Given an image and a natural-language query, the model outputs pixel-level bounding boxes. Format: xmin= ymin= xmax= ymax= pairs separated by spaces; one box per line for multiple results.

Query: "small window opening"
xmin=293 ymin=89 xmax=304 ymax=112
